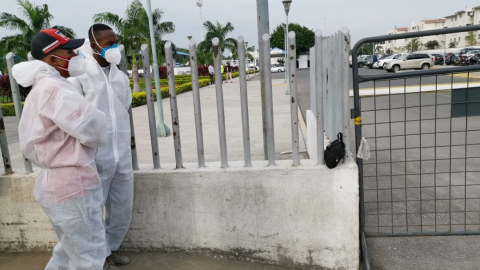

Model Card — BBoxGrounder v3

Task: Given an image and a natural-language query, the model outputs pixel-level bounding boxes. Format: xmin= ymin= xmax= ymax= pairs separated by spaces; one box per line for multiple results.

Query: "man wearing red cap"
xmin=12 ymin=29 xmax=108 ymax=270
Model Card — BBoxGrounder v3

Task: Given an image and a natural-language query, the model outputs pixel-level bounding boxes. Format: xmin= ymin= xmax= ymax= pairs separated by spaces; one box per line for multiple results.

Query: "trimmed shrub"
xmin=1 ymin=102 xmax=20 ymax=116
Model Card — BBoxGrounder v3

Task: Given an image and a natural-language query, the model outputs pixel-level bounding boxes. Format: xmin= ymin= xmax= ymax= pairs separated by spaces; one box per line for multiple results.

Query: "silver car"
xmin=386 ymin=53 xmax=434 ymax=73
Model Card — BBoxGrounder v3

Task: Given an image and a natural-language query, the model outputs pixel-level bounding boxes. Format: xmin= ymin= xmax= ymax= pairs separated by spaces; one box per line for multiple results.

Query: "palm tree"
xmin=93 ymin=0 xmax=175 ymax=92
xmin=0 ymin=0 xmax=75 ymax=61
xmin=406 ymin=38 xmax=422 ymax=52
xmin=198 ymin=21 xmax=237 ymax=59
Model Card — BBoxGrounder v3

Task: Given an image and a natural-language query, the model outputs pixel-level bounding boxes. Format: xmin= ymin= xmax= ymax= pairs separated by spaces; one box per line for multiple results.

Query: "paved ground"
xmin=0 ymin=252 xmax=304 ymax=270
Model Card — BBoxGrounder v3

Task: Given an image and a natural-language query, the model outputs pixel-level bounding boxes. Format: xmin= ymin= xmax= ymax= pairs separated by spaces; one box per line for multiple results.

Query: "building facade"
xmin=384 ymin=6 xmax=480 ymax=53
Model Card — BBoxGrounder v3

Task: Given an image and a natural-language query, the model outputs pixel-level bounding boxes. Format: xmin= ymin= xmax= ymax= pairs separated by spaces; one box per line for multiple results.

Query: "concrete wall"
xmin=0 ymin=160 xmax=359 ymax=269
xmin=298 ymin=55 xmax=309 ymax=69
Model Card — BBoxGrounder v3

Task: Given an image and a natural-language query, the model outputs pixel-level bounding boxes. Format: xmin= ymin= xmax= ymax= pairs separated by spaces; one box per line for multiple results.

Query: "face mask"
xmin=91 ymin=27 xmax=121 ymax=65
xmin=52 ymin=54 xmax=87 ymax=77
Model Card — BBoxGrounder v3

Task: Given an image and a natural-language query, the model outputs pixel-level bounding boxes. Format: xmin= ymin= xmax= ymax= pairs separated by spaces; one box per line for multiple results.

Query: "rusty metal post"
xmin=189 ymin=39 xmax=206 ymax=168
xmin=262 ymin=34 xmax=276 ymax=166
xmin=141 ymin=44 xmax=160 ymax=169
xmin=165 ymin=42 xmax=183 ymax=168
xmin=119 ymin=45 xmax=139 ymax=170
xmin=341 ymin=28 xmax=351 ymax=160
xmin=6 ymin=52 xmax=33 ymax=173
xmin=288 ymin=32 xmax=300 ymax=166
xmin=237 ymin=36 xmax=252 ymax=167
xmin=212 ymin=37 xmax=228 ymax=168
xmin=256 ymin=0 xmax=269 ymax=160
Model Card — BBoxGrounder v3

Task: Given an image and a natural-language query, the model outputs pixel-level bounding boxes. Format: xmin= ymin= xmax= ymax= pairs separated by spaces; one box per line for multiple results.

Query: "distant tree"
xmin=386 ymin=48 xmax=394 ymax=54
xmin=466 ymin=31 xmax=477 ymax=46
xmin=0 ymin=0 xmax=75 ymax=61
xmin=406 ymin=38 xmax=422 ymax=52
xmin=357 ymin=43 xmax=373 ymax=55
xmin=376 ymin=46 xmax=384 ymax=54
xmin=449 ymin=42 xmax=456 ymax=48
xmin=276 ymin=58 xmax=285 ymax=66
xmin=198 ymin=21 xmax=237 ymax=58
xmin=425 ymin=40 xmax=440 ymax=49
xmin=271 ymin=23 xmax=314 ymax=57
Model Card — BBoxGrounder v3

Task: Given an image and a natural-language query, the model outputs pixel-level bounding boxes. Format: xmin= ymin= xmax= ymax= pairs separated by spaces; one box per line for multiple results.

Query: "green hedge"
xmin=131 ymin=79 xmax=210 ymax=108
xmin=1 ymin=103 xmax=18 ymax=116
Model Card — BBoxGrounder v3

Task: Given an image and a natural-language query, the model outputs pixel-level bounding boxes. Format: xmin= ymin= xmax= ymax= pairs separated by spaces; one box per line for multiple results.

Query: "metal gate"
xmin=352 ymin=25 xmax=480 ymax=269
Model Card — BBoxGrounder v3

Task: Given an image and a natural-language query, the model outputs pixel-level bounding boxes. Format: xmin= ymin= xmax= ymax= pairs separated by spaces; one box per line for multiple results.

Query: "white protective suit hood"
xmin=12 ymin=60 xmax=61 ymax=87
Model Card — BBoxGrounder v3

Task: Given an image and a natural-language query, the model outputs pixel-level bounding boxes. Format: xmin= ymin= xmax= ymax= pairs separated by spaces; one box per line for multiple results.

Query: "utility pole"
xmin=146 ymin=0 xmax=170 ymax=137
xmin=256 ymin=0 xmax=269 ymax=160
xmin=197 ymin=0 xmax=204 ymax=41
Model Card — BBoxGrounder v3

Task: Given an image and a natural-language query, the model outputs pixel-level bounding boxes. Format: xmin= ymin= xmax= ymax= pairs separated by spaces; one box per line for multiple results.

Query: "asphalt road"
xmin=253 ymin=67 xmax=480 ymax=121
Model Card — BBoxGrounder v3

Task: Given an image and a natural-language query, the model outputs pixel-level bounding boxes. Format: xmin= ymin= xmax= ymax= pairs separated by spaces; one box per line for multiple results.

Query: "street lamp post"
xmin=253 ymin=45 xmax=256 ymax=75
xmin=146 ymin=0 xmax=170 ymax=137
xmin=283 ymin=0 xmax=292 ymax=95
xmin=246 ymin=41 xmax=249 ymax=78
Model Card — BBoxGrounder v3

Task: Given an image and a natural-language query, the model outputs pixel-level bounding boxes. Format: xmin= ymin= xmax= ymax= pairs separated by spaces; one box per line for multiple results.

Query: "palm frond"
xmin=52 ymin=25 xmax=76 ymax=38
xmin=93 ymin=12 xmax=122 ymax=32
xmin=0 ymin=13 xmax=29 ymax=32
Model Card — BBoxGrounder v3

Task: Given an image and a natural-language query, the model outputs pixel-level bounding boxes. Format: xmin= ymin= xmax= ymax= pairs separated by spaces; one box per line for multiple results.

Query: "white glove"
xmin=357 ymin=137 xmax=370 ymax=160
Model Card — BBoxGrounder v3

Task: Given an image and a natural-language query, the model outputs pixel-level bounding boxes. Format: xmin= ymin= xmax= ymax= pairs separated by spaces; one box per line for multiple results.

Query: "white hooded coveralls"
xmin=70 ymin=41 xmax=133 ymax=255
xmin=13 ymin=60 xmax=108 ymax=270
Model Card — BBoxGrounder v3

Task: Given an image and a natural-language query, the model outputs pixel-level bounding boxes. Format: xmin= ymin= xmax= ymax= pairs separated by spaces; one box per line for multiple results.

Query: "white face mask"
xmin=91 ymin=27 xmax=122 ymax=65
xmin=52 ymin=55 xmax=87 ymax=77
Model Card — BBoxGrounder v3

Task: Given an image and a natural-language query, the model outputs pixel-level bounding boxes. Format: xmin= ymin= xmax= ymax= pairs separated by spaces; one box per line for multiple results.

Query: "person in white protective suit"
xmin=12 ymin=29 xmax=108 ymax=270
xmin=69 ymin=23 xmax=133 ymax=269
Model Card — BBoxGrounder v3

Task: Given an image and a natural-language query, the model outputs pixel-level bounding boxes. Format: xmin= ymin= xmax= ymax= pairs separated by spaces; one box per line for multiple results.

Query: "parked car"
xmin=376 ymin=53 xmax=409 ymax=69
xmin=372 ymin=55 xmax=391 ymax=68
xmin=271 ymin=65 xmax=285 ymax=73
xmin=385 ymin=53 xmax=434 ymax=72
xmin=357 ymin=55 xmax=373 ymax=68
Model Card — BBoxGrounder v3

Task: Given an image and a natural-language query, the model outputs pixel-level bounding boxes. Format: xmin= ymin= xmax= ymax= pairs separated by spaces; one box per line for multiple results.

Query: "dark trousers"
xmin=209 ymin=74 xmax=214 ymax=84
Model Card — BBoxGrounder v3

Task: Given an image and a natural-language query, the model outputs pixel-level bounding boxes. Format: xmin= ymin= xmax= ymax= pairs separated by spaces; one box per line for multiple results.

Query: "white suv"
xmin=386 ymin=53 xmax=434 ymax=73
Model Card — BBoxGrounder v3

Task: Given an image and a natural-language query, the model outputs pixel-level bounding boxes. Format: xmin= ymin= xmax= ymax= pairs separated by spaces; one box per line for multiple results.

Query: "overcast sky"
xmin=0 ymin=0 xmax=477 ymax=50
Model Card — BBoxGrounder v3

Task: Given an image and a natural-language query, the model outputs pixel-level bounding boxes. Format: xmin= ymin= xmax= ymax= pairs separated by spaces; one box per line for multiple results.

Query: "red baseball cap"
xmin=31 ymin=28 xmax=85 ymax=60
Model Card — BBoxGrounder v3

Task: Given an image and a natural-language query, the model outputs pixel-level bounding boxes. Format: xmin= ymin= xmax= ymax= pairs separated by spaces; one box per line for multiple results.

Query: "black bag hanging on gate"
xmin=324 ymin=132 xmax=346 ymax=169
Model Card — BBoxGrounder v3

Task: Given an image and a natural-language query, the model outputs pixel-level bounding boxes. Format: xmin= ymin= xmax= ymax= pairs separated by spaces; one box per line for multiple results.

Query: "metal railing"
xmin=0 ymin=31 xmax=344 ymax=174
xmin=352 ymin=24 xmax=480 ymax=270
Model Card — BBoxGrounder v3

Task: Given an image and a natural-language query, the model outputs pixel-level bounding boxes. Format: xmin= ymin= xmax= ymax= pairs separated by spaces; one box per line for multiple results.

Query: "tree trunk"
xmin=132 ymin=53 xmax=142 ymax=93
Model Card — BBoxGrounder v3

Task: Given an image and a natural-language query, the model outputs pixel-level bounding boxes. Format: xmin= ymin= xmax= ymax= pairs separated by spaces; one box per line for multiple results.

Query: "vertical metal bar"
xmin=189 ymin=39 xmax=206 ymax=168
xmin=315 ymin=30 xmax=324 ymax=165
xmin=237 ymin=36 xmax=252 ymax=167
xmin=165 ymin=42 xmax=183 ymax=168
xmin=140 ymin=44 xmax=160 ymax=169
xmin=262 ymin=34 xmax=276 ymax=166
xmin=119 ymin=45 xmax=139 ymax=171
xmin=212 ymin=38 xmax=228 ymax=168
xmin=342 ymin=28 xmax=351 ymax=160
xmin=434 ymin=75 xmax=438 ymax=231
xmin=0 ymin=107 xmax=13 ymax=175
xmin=419 ymin=76 xmax=423 ymax=232
xmin=288 ymin=31 xmax=300 ymax=166
xmin=351 ymin=27 xmax=365 ymax=255
xmin=146 ymin=0 xmax=170 ymax=137
xmin=256 ymin=0 xmax=269 ymax=160
xmin=465 ymin=72 xmax=470 ymax=231
xmin=309 ymin=46 xmax=316 ymax=115
xmin=6 ymin=52 xmax=33 ymax=173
